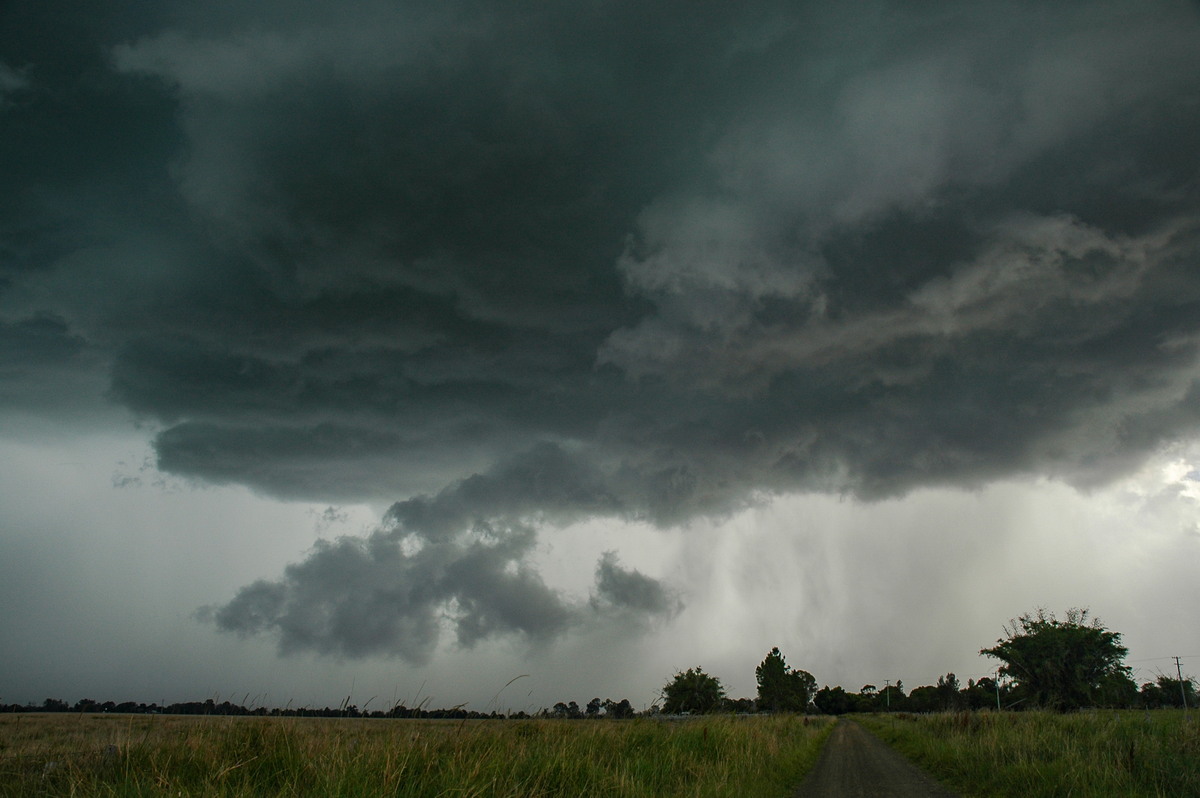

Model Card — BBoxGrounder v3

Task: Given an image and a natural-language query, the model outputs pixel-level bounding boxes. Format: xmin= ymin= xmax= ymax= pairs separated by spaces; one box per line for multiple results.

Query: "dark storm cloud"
xmin=384 ymin=443 xmax=622 ymax=540
xmin=592 ymin=552 xmax=681 ymax=617
xmin=0 ymin=62 xmax=29 ymax=103
xmin=5 ymin=1 xmax=1200 ymax=655
xmin=0 ymin=313 xmax=82 ymax=368
xmin=0 ymin=312 xmax=105 ymax=413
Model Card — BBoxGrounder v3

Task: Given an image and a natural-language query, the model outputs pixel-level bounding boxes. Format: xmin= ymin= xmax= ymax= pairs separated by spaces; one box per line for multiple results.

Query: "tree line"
xmin=657 ymin=609 xmax=1196 ymax=715
xmin=0 ymin=697 xmax=524 ymax=720
xmin=4 ymin=609 xmax=1194 ymax=718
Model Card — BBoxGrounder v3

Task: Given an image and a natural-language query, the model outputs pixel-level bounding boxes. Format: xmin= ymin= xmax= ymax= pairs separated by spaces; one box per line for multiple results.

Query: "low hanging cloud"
xmin=4 ymin=1 xmax=1200 ymax=657
xmin=206 ymin=445 xmax=679 ymax=661
xmin=207 ymin=525 xmax=570 ymax=662
xmin=592 ymin=551 xmax=681 ymax=618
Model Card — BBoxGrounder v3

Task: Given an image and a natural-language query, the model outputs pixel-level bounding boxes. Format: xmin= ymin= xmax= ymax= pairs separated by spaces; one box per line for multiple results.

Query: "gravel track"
xmin=792 ymin=719 xmax=960 ymax=797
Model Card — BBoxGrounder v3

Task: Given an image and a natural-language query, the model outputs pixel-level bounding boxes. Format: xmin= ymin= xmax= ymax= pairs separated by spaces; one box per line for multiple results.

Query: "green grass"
xmin=857 ymin=709 xmax=1200 ymax=797
xmin=0 ymin=712 xmax=833 ymax=797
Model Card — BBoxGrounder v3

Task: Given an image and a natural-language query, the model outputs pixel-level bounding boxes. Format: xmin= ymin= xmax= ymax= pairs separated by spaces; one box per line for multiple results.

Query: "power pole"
xmin=1175 ymin=656 xmax=1189 ymax=713
xmin=995 ymin=670 xmax=1002 ymax=711
xmin=884 ymin=679 xmax=891 ymax=711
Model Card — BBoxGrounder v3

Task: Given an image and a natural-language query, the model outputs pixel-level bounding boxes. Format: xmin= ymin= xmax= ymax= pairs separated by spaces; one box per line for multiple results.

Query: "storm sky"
xmin=3 ymin=0 xmax=1200 ymax=710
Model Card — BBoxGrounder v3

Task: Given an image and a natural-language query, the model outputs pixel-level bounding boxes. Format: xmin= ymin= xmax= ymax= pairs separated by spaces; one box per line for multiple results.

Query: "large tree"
xmin=980 ymin=608 xmax=1134 ymax=710
xmin=755 ymin=647 xmax=817 ymax=712
xmin=661 ymin=667 xmax=725 ymax=714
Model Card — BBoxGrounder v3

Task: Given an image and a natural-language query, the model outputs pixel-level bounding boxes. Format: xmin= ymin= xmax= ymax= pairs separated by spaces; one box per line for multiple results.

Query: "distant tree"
xmin=853 ymin=685 xmax=878 ymax=713
xmin=980 ymin=608 xmax=1133 ymax=710
xmin=936 ymin=673 xmax=965 ymax=711
xmin=850 ymin=682 xmax=905 ymax=712
xmin=602 ymin=698 xmax=635 ymax=718
xmin=1140 ymin=675 xmax=1197 ymax=709
xmin=963 ymin=676 xmax=1007 ymax=710
xmin=586 ymin=697 xmax=602 ymax=717
xmin=662 ymin=667 xmax=725 ymax=714
xmin=813 ymin=685 xmax=856 ymax=715
xmin=906 ymin=685 xmax=940 ymax=713
xmin=723 ymin=697 xmax=757 ymax=714
xmin=755 ymin=648 xmax=817 ymax=712
xmin=906 ymin=675 xmax=962 ymax=713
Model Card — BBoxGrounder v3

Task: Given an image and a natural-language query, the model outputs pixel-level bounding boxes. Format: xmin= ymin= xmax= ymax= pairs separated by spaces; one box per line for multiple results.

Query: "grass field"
xmin=0 ymin=712 xmax=833 ymax=797
xmin=857 ymin=709 xmax=1200 ymax=797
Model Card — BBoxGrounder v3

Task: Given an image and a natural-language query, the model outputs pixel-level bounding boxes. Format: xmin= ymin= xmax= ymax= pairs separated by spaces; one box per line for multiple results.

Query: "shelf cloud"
xmin=3 ymin=1 xmax=1199 ymax=664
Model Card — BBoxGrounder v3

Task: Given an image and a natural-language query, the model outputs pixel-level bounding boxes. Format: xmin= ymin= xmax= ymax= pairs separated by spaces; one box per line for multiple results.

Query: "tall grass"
xmin=0 ymin=712 xmax=833 ymax=797
xmin=857 ymin=709 xmax=1200 ymax=797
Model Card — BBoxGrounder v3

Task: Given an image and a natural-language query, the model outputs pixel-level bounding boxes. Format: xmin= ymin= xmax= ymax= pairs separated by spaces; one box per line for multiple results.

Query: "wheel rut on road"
xmin=792 ymin=719 xmax=960 ymax=797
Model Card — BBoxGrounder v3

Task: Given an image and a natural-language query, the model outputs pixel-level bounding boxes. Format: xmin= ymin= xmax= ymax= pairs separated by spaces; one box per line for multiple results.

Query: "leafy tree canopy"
xmin=1140 ymin=675 xmax=1198 ymax=709
xmin=603 ymin=698 xmax=635 ymax=719
xmin=813 ymin=685 xmax=856 ymax=715
xmin=980 ymin=608 xmax=1134 ymax=710
xmin=755 ymin=647 xmax=817 ymax=712
xmin=661 ymin=667 xmax=725 ymax=714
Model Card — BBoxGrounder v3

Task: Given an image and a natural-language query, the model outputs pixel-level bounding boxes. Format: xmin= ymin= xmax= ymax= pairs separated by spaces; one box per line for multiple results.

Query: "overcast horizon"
xmin=3 ymin=0 xmax=1200 ymax=712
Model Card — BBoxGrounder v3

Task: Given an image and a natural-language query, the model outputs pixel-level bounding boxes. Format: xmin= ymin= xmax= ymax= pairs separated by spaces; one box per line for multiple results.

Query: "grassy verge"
xmin=0 ymin=712 xmax=833 ymax=797
xmin=857 ymin=709 xmax=1200 ymax=797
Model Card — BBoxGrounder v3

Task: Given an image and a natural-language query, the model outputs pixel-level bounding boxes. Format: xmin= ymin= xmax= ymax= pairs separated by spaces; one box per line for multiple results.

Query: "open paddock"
xmin=857 ymin=709 xmax=1200 ymax=797
xmin=0 ymin=712 xmax=833 ymax=797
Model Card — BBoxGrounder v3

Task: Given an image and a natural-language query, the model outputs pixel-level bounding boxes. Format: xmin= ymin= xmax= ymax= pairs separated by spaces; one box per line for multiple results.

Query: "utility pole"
xmin=995 ymin=670 xmax=1002 ymax=712
xmin=884 ymin=679 xmax=891 ymax=711
xmin=1175 ymin=656 xmax=1189 ymax=714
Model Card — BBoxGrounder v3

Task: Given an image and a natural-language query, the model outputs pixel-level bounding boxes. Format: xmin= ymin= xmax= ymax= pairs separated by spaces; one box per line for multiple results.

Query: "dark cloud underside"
xmin=3 ymin=1 xmax=1200 ymax=659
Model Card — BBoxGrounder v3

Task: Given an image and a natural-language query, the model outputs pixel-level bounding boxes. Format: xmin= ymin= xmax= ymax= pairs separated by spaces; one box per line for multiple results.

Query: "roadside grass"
xmin=858 ymin=709 xmax=1200 ymax=797
xmin=0 ymin=712 xmax=833 ymax=797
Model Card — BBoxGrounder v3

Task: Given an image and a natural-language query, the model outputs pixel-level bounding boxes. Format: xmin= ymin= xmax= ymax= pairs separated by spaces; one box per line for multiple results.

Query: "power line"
xmin=1128 ymin=654 xmax=1200 ymax=663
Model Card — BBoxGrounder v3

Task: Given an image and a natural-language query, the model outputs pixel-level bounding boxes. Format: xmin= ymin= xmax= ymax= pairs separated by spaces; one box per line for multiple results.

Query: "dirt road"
xmin=792 ymin=719 xmax=960 ymax=797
